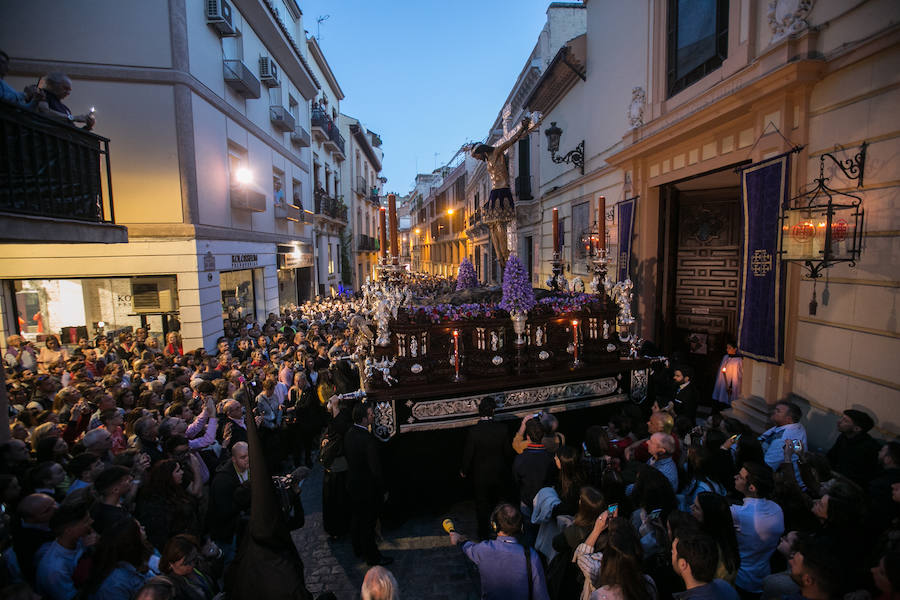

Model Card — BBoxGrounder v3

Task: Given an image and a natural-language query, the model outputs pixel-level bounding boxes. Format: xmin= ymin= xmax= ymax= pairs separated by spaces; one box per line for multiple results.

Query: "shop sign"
xmin=203 ymin=251 xmax=216 ymax=271
xmin=231 ymin=254 xmax=258 ymax=269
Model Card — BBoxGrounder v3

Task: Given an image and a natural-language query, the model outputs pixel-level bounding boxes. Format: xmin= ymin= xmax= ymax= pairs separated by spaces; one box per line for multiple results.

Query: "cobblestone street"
xmin=293 ymin=464 xmax=481 ymax=599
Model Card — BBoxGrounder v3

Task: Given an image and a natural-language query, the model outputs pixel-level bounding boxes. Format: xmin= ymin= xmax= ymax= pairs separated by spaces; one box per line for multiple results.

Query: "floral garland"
xmin=409 ymin=302 xmax=503 ymax=324
xmin=536 ymin=292 xmax=598 ymax=315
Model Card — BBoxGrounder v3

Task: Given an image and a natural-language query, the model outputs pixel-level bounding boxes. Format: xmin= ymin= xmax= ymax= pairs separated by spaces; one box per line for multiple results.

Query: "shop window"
xmin=10 ymin=278 xmax=177 ymax=347
xmin=220 ymin=269 xmax=260 ymax=320
xmin=666 ymin=0 xmax=728 ymax=97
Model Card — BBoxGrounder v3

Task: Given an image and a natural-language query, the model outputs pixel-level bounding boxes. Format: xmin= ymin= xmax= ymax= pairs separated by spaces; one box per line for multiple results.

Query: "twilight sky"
xmin=298 ymin=0 xmax=556 ymax=194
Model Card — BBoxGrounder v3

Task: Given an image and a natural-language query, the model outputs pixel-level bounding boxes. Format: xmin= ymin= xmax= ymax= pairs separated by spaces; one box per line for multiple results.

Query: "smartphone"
xmin=729 ymin=433 xmax=742 ymax=443
xmin=791 ymin=439 xmax=803 ymax=452
xmin=608 ymin=503 xmax=618 ymax=515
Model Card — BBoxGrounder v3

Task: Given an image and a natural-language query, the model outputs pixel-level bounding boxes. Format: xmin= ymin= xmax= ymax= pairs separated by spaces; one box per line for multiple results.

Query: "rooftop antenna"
xmin=316 ymin=14 xmax=330 ymax=40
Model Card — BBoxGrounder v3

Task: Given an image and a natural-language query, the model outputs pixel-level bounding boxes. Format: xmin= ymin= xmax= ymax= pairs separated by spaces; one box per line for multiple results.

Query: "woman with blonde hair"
xmin=164 ymin=331 xmax=183 ymax=358
xmin=361 ymin=565 xmax=399 ymax=600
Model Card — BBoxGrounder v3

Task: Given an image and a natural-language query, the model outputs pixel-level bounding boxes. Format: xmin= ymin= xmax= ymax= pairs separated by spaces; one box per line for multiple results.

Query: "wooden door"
xmin=671 ymin=190 xmax=741 ymax=398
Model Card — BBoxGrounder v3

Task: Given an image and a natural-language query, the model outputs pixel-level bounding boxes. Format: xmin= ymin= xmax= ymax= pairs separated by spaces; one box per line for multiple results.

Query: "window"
xmin=228 ymin=143 xmax=248 ymax=186
xmin=291 ymin=178 xmax=302 ymax=209
xmin=273 ymin=169 xmax=285 ymax=205
xmin=666 ymin=0 xmax=728 ymax=97
xmin=328 ymin=243 xmax=334 ymax=274
xmin=572 ymin=201 xmax=591 ymax=260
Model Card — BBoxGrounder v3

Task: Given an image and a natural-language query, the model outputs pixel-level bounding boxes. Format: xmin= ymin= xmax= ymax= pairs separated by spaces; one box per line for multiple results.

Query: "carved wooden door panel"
xmin=673 ymin=194 xmax=741 ymax=368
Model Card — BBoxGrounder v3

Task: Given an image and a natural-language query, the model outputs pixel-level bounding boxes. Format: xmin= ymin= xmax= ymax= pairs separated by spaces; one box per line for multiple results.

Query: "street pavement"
xmin=292 ymin=463 xmax=481 ymax=599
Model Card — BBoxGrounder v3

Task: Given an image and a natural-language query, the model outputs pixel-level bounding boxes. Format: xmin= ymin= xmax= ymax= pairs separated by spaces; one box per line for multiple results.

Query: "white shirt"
xmin=730 ymin=497 xmax=784 ymax=593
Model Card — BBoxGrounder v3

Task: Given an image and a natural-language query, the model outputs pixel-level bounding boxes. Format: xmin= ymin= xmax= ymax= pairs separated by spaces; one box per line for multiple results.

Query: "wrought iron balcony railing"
xmin=357 ymin=233 xmax=379 ymax=252
xmin=0 ymin=102 xmax=115 ymax=223
xmin=313 ymin=188 xmax=347 ymax=222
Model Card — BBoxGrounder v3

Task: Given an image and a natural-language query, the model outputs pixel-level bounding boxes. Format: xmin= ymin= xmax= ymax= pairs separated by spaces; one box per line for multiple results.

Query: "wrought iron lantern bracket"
xmin=779 ymin=142 xmax=867 ymax=314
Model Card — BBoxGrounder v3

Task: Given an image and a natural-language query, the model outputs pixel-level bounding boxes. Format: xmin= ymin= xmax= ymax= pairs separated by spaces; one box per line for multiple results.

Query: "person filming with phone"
xmin=758 ymin=400 xmax=807 ymax=486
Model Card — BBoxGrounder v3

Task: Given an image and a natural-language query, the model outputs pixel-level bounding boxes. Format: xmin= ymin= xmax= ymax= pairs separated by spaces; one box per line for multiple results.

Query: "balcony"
xmin=223 ymin=59 xmax=261 ymax=99
xmin=368 ymin=193 xmax=381 ymax=206
xmin=357 ymin=233 xmax=379 ymax=252
xmin=230 ymin=184 xmax=266 ymax=212
xmin=269 ymin=105 xmax=295 ymax=133
xmin=310 ymin=106 xmax=331 ymax=143
xmin=311 ymin=107 xmax=345 ymax=158
xmin=290 ymin=124 xmax=310 ymax=147
xmin=356 ymin=175 xmax=367 ymax=196
xmin=313 ymin=188 xmax=347 ymax=222
xmin=274 ymin=202 xmax=302 ymax=221
xmin=324 ymin=127 xmax=345 ymax=159
xmin=0 ymin=102 xmax=126 ymax=244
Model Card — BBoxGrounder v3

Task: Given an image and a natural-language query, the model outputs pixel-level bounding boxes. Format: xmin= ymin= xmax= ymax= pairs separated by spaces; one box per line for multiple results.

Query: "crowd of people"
xmin=0 ymin=294 xmax=392 ymax=599
xmin=447 ymin=391 xmax=900 ymax=600
xmin=1 ymin=285 xmax=898 ymax=600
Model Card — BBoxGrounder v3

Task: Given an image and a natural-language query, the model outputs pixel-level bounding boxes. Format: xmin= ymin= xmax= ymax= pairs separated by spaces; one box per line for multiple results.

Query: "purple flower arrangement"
xmin=499 ymin=255 xmax=536 ymax=314
xmin=456 ymin=258 xmax=478 ymax=290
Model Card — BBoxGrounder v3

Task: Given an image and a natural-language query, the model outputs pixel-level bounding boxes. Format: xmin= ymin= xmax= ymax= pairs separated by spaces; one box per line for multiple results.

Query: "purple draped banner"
xmin=738 ymin=152 xmax=791 ymax=364
xmin=617 ymin=197 xmax=636 ymax=283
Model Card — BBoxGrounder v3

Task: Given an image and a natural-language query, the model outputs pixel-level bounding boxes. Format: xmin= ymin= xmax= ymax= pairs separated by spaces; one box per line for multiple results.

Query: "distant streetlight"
xmin=447 ymin=208 xmax=454 ymax=215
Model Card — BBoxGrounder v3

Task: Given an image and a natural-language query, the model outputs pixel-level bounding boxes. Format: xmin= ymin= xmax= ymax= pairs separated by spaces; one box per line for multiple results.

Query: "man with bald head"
xmin=625 ymin=411 xmax=681 ymax=463
xmin=209 ymin=440 xmax=250 ymax=566
xmin=647 ymin=432 xmax=679 ymax=491
xmin=82 ymin=427 xmax=114 ymax=464
xmin=36 ymin=72 xmax=95 ymax=130
xmin=220 ymin=399 xmax=248 ymax=453
xmin=12 ymin=493 xmax=57 ymax=583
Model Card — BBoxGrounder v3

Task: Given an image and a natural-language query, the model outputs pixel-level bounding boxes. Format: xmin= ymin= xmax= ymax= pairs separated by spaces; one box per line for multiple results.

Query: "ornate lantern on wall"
xmin=544 ymin=122 xmax=585 ymax=174
xmin=780 ymin=143 xmax=866 ymax=313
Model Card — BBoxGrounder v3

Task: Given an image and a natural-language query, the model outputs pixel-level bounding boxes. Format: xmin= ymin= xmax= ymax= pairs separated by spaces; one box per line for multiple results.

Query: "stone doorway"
xmin=659 ymin=168 xmax=742 ymax=402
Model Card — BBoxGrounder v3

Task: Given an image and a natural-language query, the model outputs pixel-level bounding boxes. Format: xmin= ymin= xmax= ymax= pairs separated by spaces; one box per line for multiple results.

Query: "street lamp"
xmin=544 ymin=122 xmax=584 ymax=175
xmin=234 ymin=167 xmax=253 ymax=185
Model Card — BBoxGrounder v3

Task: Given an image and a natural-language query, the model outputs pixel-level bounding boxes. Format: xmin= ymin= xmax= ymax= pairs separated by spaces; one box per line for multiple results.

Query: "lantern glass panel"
xmin=781 ymin=206 xmax=857 ymax=261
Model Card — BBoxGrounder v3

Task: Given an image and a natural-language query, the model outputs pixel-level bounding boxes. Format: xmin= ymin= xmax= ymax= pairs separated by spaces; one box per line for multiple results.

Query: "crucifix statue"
xmin=466 ymin=111 xmax=543 ymax=266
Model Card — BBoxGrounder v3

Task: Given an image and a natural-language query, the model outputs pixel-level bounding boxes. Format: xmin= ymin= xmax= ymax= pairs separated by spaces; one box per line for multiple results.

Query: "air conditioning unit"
xmin=259 ymin=56 xmax=279 ymax=87
xmin=130 ymin=278 xmax=178 ymax=314
xmin=207 ymin=0 xmax=236 ymax=36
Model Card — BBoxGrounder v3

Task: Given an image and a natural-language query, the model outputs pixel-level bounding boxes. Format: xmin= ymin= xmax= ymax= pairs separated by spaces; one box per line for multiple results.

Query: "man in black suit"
xmin=208 ymin=441 xmax=251 ymax=566
xmin=344 ymin=402 xmax=392 ymax=566
xmin=672 ymin=364 xmax=699 ymax=422
xmin=460 ymin=397 xmax=513 ymax=540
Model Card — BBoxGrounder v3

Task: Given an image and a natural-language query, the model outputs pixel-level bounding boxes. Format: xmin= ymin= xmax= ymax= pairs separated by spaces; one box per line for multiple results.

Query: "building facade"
xmin=339 ymin=114 xmax=384 ymax=289
xmin=523 ymin=0 xmax=900 ymax=443
xmin=306 ymin=36 xmax=348 ymax=297
xmin=0 ymin=0 xmax=324 ymax=350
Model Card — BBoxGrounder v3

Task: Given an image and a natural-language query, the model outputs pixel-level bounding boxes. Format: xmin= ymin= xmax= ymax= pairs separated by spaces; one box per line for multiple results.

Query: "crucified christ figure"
xmin=466 ymin=112 xmax=543 ymax=266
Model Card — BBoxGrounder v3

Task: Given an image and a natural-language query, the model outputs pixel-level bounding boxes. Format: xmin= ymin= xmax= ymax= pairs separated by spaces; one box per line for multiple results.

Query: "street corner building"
xmin=0 ymin=0 xmax=384 ymax=353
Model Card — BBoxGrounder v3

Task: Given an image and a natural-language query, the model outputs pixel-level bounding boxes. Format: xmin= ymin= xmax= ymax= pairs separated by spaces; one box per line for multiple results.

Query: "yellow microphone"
xmin=442 ymin=519 xmax=456 ymax=534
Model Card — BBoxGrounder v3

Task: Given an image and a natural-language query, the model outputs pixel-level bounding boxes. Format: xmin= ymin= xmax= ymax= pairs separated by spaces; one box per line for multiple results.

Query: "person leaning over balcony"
xmin=0 ymin=50 xmax=41 ymax=107
xmin=36 ymin=72 xmax=95 ymax=130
